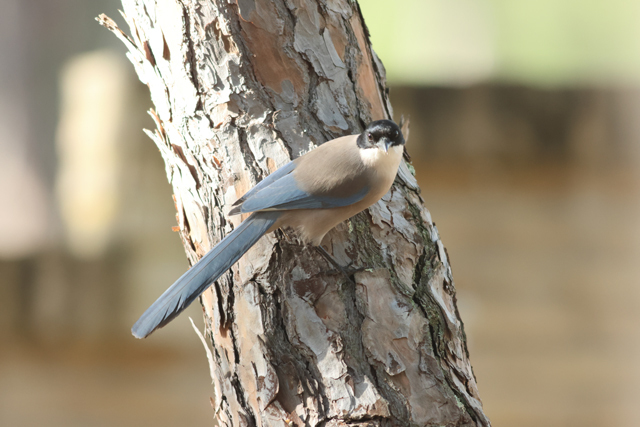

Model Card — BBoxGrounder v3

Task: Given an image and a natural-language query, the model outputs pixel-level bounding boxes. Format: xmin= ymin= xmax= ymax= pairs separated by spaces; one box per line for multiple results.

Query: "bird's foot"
xmin=314 ymin=246 xmax=368 ymax=284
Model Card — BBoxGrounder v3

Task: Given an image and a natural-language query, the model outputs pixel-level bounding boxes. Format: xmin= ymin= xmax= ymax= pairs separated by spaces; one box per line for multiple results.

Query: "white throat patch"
xmin=359 ymin=144 xmax=403 ymax=169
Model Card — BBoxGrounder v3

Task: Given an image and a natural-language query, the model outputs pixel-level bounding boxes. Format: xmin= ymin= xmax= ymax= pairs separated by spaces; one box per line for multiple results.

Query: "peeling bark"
xmin=99 ymin=1 xmax=490 ymax=426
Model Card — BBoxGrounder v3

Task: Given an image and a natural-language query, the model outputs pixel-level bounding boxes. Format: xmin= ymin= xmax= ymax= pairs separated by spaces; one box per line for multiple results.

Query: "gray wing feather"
xmin=236 ymin=173 xmax=369 ymax=213
xmin=230 ymin=161 xmax=296 ymax=212
xmin=131 ymin=211 xmax=280 ymax=338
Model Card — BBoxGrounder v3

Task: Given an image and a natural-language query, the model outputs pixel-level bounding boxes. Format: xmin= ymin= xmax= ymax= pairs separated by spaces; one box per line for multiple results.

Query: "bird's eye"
xmin=367 ymin=133 xmax=373 ymax=141
xmin=393 ymin=130 xmax=398 ymax=138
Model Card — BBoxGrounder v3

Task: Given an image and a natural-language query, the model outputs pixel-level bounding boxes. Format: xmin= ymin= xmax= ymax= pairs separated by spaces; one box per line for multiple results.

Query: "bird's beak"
xmin=382 ymin=138 xmax=392 ymax=153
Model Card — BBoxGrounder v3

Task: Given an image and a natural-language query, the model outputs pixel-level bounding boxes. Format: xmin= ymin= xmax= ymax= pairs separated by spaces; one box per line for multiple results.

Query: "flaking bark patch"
xmin=99 ymin=1 xmax=490 ymax=425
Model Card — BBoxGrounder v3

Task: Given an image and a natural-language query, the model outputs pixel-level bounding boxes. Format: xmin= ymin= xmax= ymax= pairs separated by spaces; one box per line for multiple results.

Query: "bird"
xmin=132 ymin=119 xmax=406 ymax=338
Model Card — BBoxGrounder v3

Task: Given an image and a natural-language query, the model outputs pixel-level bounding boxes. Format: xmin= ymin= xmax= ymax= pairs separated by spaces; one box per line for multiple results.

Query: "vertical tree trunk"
xmin=100 ymin=1 xmax=490 ymax=426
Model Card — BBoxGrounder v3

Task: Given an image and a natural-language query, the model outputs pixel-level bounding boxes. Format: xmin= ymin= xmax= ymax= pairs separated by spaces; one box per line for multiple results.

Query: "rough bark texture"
xmin=99 ymin=1 xmax=490 ymax=426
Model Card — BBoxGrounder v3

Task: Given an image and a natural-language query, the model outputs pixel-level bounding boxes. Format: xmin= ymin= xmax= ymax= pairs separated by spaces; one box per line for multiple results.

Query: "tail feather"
xmin=132 ymin=212 xmax=280 ymax=338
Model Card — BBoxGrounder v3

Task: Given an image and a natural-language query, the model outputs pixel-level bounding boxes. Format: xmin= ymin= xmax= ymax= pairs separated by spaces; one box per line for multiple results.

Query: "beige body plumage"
xmin=132 ymin=120 xmax=406 ymax=338
xmin=272 ymin=134 xmax=404 ymax=245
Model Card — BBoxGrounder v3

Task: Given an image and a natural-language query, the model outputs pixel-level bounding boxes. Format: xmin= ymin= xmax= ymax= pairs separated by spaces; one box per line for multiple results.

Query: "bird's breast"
xmin=359 ymin=144 xmax=404 ymax=193
xmin=276 ymin=145 xmax=404 ymax=246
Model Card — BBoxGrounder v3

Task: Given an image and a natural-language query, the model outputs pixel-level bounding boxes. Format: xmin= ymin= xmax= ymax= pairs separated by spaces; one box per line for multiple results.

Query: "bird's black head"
xmin=357 ymin=120 xmax=405 ymax=152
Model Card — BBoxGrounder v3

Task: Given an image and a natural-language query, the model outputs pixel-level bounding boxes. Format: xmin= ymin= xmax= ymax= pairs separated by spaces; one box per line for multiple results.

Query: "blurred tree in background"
xmin=1 ymin=1 xmax=640 ymax=426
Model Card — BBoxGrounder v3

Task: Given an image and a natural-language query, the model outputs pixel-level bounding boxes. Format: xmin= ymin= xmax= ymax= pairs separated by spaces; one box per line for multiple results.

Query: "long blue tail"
xmin=132 ymin=212 xmax=280 ymax=338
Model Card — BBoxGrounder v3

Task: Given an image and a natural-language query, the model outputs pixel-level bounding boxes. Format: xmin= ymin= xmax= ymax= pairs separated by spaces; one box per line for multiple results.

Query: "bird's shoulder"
xmin=294 ymin=134 xmax=363 ymax=171
xmin=292 ymin=134 xmax=373 ymax=198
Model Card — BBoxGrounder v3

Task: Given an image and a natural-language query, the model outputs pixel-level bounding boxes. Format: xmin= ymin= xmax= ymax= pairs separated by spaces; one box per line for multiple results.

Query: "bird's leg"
xmin=313 ymin=246 xmax=365 ymax=284
xmin=279 ymin=228 xmax=297 ymax=244
xmin=281 ymin=228 xmax=363 ymax=283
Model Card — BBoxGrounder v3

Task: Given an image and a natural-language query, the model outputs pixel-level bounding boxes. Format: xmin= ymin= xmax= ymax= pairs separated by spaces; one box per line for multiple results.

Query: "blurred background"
xmin=1 ymin=0 xmax=639 ymax=426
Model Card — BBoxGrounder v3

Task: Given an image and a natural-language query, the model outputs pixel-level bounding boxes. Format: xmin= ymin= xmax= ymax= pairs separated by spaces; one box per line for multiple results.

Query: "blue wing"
xmin=230 ymin=170 xmax=369 ymax=214
xmin=132 ymin=211 xmax=280 ymax=338
xmin=230 ymin=161 xmax=296 ymax=211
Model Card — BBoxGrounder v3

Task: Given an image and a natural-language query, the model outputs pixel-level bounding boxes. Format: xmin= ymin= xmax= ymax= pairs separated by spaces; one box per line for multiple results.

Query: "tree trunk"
xmin=99 ymin=1 xmax=490 ymax=426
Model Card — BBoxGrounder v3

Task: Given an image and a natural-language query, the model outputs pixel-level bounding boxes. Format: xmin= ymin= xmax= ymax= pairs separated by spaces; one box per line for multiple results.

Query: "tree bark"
xmin=99 ymin=1 xmax=490 ymax=426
